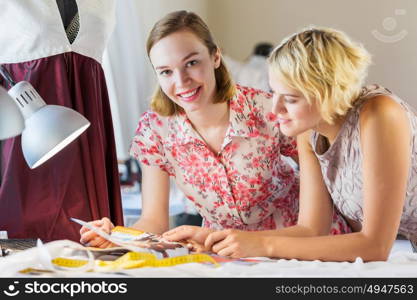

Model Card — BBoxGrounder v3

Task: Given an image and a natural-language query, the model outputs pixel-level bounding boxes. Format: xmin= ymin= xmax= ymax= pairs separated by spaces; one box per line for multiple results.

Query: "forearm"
xmin=258 ymin=224 xmax=321 ymax=238
xmin=131 ymin=216 xmax=169 ymax=235
xmin=263 ymin=232 xmax=391 ymax=262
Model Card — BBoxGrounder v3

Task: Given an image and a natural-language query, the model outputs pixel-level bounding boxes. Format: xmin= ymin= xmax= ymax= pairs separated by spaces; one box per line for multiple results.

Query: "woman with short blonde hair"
xmin=268 ymin=27 xmax=371 ymax=123
xmin=198 ymin=27 xmax=417 ymax=261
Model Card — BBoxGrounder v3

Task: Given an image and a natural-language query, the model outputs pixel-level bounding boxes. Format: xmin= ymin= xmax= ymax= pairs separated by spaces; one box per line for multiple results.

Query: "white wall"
xmin=207 ymin=0 xmax=417 ymax=107
xmin=139 ymin=0 xmax=209 ymax=35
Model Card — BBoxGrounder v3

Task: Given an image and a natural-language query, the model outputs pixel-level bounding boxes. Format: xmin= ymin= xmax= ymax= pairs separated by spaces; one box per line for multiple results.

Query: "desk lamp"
xmin=0 ymin=65 xmax=90 ymax=168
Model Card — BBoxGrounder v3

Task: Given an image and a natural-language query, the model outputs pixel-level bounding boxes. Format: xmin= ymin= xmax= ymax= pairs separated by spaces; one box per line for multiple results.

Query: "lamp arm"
xmin=0 ymin=65 xmax=16 ymax=87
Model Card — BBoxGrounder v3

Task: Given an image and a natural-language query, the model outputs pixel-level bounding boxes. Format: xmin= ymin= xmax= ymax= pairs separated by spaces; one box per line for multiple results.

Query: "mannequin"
xmin=0 ymin=0 xmax=123 ymax=242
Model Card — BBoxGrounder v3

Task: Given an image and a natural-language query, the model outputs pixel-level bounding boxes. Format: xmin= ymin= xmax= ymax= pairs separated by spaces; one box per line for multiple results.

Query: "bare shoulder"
xmin=359 ymin=94 xmax=411 ymax=145
xmin=359 ymin=95 xmax=408 ymax=123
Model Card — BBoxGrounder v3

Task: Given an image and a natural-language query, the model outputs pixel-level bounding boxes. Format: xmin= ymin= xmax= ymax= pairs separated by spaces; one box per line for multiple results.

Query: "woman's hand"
xmin=163 ymin=225 xmax=216 ymax=252
xmin=79 ymin=217 xmax=115 ymax=248
xmin=205 ymin=229 xmax=268 ymax=258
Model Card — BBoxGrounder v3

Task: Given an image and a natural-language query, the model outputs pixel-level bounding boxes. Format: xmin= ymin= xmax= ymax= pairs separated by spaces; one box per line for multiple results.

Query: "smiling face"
xmin=149 ymin=30 xmax=221 ymax=114
xmin=268 ymin=68 xmax=323 ymax=137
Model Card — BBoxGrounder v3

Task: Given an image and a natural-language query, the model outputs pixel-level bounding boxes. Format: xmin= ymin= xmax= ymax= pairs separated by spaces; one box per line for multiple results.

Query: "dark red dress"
xmin=0 ymin=52 xmax=124 ymax=242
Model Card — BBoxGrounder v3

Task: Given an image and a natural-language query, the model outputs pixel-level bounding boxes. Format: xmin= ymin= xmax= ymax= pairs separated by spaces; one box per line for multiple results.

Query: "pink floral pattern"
xmin=131 ymin=85 xmax=350 ymax=233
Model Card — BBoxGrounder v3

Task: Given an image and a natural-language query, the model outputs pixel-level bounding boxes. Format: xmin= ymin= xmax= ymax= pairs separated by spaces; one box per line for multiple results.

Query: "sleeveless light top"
xmin=311 ymin=84 xmax=417 ymax=240
xmin=0 ymin=0 xmax=115 ymax=63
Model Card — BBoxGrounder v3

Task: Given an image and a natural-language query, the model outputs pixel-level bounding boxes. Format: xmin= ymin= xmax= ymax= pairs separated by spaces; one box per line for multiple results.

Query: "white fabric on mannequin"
xmin=0 ymin=0 xmax=115 ymax=64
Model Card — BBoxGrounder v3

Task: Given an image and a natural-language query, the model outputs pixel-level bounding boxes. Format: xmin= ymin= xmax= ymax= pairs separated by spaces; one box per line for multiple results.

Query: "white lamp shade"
xmin=4 ymin=81 xmax=90 ymax=169
xmin=0 ymin=86 xmax=24 ymax=139
xmin=22 ymin=105 xmax=90 ymax=169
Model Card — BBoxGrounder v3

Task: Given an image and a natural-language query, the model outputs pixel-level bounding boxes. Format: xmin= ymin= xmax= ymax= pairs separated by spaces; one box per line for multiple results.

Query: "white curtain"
xmin=102 ymin=0 xmax=156 ymax=160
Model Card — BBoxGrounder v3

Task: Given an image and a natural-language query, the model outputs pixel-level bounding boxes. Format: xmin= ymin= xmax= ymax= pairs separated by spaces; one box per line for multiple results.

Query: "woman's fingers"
xmin=87 ymin=236 xmax=108 ymax=248
xmin=163 ymin=225 xmax=193 ymax=236
xmin=163 ymin=225 xmax=196 ymax=241
xmin=210 ymin=237 xmax=232 ymax=254
xmin=80 ymin=229 xmax=99 ymax=244
xmin=101 ymin=217 xmax=114 ymax=232
xmin=185 ymin=239 xmax=210 ymax=253
xmin=79 ymin=219 xmax=103 ymax=234
xmin=216 ymin=246 xmax=234 ymax=257
xmin=204 ymin=230 xmax=228 ymax=250
xmin=94 ymin=238 xmax=115 ymax=249
xmin=79 ymin=217 xmax=114 ymax=245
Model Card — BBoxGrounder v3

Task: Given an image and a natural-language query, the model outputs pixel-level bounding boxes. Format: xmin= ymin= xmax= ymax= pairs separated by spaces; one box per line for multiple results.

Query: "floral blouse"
xmin=130 ymin=85 xmax=349 ymax=233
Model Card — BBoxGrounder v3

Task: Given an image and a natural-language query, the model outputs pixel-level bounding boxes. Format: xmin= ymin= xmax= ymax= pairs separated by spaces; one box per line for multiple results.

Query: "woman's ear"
xmin=213 ymin=47 xmax=221 ymax=69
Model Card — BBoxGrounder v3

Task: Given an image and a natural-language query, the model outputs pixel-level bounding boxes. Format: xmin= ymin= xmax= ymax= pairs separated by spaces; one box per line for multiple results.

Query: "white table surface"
xmin=0 ymin=239 xmax=416 ymax=278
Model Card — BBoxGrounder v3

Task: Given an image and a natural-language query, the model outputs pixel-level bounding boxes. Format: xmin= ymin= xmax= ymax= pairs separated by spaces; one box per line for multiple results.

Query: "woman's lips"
xmin=278 ymin=118 xmax=291 ymax=124
xmin=177 ymin=87 xmax=201 ymax=102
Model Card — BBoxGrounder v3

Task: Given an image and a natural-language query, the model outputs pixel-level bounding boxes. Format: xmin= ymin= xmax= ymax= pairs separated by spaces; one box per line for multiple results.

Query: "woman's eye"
xmin=285 ymin=97 xmax=297 ymax=104
xmin=159 ymin=70 xmax=172 ymax=76
xmin=186 ymin=60 xmax=198 ymax=67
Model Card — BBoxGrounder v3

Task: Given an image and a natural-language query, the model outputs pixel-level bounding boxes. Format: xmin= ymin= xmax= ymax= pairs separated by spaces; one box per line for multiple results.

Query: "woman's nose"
xmin=174 ymin=69 xmax=191 ymax=87
xmin=272 ymin=94 xmax=286 ymax=114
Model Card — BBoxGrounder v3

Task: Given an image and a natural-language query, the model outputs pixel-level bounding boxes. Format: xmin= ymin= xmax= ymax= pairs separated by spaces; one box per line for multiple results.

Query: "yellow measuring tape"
xmin=51 ymin=252 xmax=218 ymax=271
xmin=112 ymin=226 xmax=144 ymax=235
xmin=20 ymin=226 xmax=219 ymax=273
xmin=19 ymin=268 xmax=54 ymax=275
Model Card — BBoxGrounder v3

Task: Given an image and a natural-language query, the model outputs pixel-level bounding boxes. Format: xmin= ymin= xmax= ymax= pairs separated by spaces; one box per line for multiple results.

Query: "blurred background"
xmin=103 ymin=0 xmax=417 ymax=225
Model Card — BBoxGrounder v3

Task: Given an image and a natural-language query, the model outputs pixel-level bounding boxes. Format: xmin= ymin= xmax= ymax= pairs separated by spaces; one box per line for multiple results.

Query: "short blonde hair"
xmin=147 ymin=10 xmax=235 ymax=116
xmin=268 ymin=27 xmax=371 ymax=124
